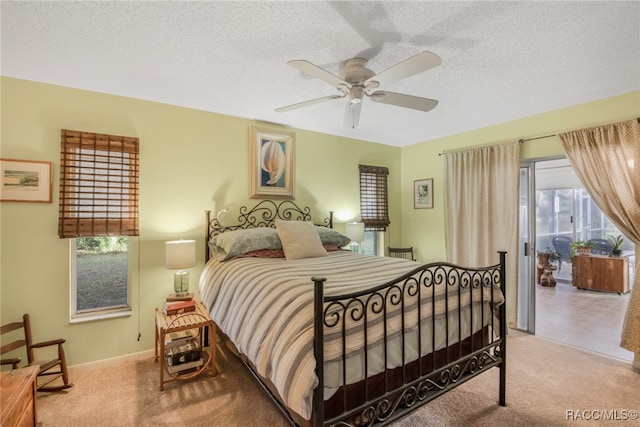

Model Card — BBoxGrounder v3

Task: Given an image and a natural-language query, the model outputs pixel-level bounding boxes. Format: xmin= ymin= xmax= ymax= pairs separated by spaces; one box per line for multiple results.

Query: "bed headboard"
xmin=205 ymin=200 xmax=333 ymax=262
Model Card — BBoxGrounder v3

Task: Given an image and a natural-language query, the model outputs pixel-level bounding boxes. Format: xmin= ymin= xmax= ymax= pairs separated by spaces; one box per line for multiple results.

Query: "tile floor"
xmin=535 ymin=264 xmax=634 ymax=362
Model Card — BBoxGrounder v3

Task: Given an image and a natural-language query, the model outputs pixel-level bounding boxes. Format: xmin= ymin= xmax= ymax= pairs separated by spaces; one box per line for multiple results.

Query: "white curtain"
xmin=559 ymin=119 xmax=640 ymax=354
xmin=444 ymin=141 xmax=520 ymax=325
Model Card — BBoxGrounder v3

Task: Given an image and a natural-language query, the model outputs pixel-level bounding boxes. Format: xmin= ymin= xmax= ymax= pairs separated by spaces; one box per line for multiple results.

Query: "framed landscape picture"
xmin=414 ymin=178 xmax=433 ymax=209
xmin=249 ymin=126 xmax=295 ymax=199
xmin=0 ymin=158 xmax=53 ymax=203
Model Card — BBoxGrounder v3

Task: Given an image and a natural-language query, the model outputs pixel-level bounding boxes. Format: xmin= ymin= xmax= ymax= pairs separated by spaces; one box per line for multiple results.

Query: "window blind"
xmin=58 ymin=129 xmax=139 ymax=238
xmin=359 ymin=164 xmax=390 ymax=231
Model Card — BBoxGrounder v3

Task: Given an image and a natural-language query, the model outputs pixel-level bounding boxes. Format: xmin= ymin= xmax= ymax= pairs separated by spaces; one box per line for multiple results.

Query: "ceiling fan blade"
xmin=275 ymin=94 xmax=344 ymax=112
xmin=344 ymin=101 xmax=362 ymax=129
xmin=365 ymin=51 xmax=441 ymax=88
xmin=369 ymin=91 xmax=438 ymax=112
xmin=287 ymin=60 xmax=350 ymax=89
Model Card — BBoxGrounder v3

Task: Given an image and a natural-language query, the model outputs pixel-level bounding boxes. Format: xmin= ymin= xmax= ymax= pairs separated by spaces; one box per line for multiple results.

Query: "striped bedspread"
xmin=199 ymin=251 xmax=503 ymax=420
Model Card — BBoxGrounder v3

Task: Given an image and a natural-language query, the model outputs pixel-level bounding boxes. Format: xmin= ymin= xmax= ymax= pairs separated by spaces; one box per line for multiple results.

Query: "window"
xmin=59 ymin=130 xmax=139 ymax=321
xmin=360 ymin=231 xmax=380 ymax=256
xmin=358 ymin=164 xmax=390 ymax=231
xmin=359 ymin=165 xmax=389 ymax=256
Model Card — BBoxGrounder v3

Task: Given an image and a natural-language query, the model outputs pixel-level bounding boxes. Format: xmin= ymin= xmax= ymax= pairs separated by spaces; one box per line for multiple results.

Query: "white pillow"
xmin=275 ymin=220 xmax=327 ymax=260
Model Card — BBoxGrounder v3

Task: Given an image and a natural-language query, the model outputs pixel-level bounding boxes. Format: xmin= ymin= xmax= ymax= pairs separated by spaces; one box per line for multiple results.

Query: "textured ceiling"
xmin=2 ymin=1 xmax=639 ymax=147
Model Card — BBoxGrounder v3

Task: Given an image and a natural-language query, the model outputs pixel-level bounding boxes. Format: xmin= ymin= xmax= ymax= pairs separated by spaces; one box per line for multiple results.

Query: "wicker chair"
xmin=588 ymin=238 xmax=613 ymax=256
xmin=552 ymin=235 xmax=573 ymax=272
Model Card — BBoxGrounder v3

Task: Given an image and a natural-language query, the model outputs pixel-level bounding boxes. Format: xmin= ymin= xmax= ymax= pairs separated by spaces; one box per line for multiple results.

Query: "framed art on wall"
xmin=0 ymin=158 xmax=53 ymax=203
xmin=249 ymin=126 xmax=295 ymax=199
xmin=414 ymin=178 xmax=433 ymax=209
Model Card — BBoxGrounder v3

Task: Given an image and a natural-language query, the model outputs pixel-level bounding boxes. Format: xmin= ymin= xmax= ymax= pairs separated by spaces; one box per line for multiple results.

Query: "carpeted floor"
xmin=37 ymin=330 xmax=639 ymax=426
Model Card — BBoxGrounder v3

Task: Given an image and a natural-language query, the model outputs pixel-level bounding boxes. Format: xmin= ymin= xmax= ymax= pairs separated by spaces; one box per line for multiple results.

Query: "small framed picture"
xmin=414 ymin=178 xmax=433 ymax=209
xmin=249 ymin=126 xmax=295 ymax=199
xmin=0 ymin=158 xmax=53 ymax=203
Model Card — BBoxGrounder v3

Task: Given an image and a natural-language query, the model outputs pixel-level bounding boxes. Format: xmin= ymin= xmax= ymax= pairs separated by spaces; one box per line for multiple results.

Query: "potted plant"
xmin=570 ymin=240 xmax=594 ymax=257
xmin=607 ymin=234 xmax=624 ymax=256
xmin=536 ymin=247 xmax=560 ymax=265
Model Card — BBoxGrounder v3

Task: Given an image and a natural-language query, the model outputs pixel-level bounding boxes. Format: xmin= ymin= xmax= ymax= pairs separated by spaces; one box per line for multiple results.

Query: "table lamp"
xmin=344 ymin=222 xmax=365 ymax=253
xmin=165 ymin=240 xmax=196 ymax=295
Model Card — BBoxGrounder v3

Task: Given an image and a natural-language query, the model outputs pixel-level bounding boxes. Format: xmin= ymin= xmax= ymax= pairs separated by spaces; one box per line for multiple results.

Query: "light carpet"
xmin=36 ymin=330 xmax=639 ymax=426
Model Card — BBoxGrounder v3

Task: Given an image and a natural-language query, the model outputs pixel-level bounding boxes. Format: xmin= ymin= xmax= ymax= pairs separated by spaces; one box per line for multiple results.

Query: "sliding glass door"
xmin=517 ymin=164 xmax=536 ymax=333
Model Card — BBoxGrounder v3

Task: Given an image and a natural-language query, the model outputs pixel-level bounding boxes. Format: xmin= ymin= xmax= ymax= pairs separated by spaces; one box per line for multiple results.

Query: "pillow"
xmin=234 ymin=244 xmax=342 ymax=260
xmin=275 ymin=219 xmax=327 ymax=260
xmin=315 ymin=226 xmax=352 ymax=248
xmin=208 ymin=227 xmax=282 ymax=261
xmin=236 ymin=248 xmax=286 ymax=259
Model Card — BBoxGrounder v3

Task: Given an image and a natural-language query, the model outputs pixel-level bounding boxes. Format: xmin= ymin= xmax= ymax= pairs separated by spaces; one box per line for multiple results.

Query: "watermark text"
xmin=566 ymin=409 xmax=638 ymax=421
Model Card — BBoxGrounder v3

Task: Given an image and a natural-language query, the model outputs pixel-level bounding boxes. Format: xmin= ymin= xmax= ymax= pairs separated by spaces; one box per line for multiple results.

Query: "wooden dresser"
xmin=1 ymin=366 xmax=38 ymax=427
xmin=573 ymin=254 xmax=630 ymax=294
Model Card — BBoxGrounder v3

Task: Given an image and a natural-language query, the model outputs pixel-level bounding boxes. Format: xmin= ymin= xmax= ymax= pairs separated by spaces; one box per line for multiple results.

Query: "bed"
xmin=199 ymin=200 xmax=507 ymax=426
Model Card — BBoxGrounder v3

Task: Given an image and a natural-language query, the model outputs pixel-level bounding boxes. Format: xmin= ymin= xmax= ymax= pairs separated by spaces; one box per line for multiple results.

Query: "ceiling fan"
xmin=275 ymin=51 xmax=441 ymax=129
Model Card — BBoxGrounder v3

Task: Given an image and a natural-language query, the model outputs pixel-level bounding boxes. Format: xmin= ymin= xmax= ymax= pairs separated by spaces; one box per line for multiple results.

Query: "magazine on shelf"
xmin=164 ymin=329 xmax=198 ymax=349
xmin=166 ymin=357 xmax=204 ymax=374
xmin=165 ymin=341 xmax=201 ymax=366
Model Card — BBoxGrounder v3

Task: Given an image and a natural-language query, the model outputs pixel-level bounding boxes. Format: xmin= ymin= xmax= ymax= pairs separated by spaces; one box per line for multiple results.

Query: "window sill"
xmin=70 ymin=308 xmax=132 ymax=324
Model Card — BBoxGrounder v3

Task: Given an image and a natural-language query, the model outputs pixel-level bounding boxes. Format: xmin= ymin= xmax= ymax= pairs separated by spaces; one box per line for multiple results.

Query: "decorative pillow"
xmin=208 ymin=227 xmax=282 ymax=261
xmin=236 ymin=248 xmax=286 ymax=259
xmin=234 ymin=244 xmax=343 ymax=260
xmin=315 ymin=226 xmax=352 ymax=248
xmin=275 ymin=219 xmax=327 ymax=260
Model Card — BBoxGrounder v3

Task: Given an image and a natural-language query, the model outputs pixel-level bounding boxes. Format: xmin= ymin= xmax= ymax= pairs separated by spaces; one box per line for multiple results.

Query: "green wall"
xmin=400 ymin=91 xmax=640 ymax=263
xmin=0 ymin=77 xmax=400 ymax=366
xmin=1 ymin=76 xmax=638 ymax=367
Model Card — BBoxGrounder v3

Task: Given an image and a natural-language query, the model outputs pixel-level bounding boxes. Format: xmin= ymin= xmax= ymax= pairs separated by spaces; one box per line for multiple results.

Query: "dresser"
xmin=1 ymin=366 xmax=38 ymax=427
xmin=573 ymin=254 xmax=630 ymax=294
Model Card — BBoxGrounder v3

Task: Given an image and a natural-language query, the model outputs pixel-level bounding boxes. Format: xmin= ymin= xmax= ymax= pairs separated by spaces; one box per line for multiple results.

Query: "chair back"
xmin=588 ymin=238 xmax=613 ymax=256
xmin=0 ymin=318 xmax=26 ymax=369
xmin=387 ymin=246 xmax=415 ymax=261
xmin=552 ymin=235 xmax=573 ymax=262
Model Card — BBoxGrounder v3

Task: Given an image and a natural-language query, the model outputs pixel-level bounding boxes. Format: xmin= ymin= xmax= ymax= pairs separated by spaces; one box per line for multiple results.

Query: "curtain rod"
xmin=518 ymin=134 xmax=557 ymax=143
xmin=437 ymin=118 xmax=640 ymax=156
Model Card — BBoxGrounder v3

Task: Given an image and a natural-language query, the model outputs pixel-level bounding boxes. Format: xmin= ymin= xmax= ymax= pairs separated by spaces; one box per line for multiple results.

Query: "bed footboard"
xmin=313 ymin=252 xmax=507 ymax=427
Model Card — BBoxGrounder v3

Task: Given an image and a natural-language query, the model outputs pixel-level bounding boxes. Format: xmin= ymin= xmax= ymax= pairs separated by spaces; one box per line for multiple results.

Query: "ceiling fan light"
xmin=349 ymin=86 xmax=364 ymax=105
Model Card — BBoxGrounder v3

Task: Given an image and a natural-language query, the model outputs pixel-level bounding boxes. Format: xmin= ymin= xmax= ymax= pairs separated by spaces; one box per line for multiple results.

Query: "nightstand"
xmin=154 ymin=301 xmax=217 ymax=391
xmin=1 ymin=366 xmax=38 ymax=427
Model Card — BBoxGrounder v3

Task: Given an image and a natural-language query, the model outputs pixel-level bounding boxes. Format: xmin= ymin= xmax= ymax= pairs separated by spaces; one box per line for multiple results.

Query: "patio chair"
xmin=552 ymin=235 xmax=573 ymax=272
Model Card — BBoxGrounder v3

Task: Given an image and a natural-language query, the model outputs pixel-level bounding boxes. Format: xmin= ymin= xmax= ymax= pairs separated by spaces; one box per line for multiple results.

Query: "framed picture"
xmin=0 ymin=158 xmax=53 ymax=203
xmin=414 ymin=178 xmax=433 ymax=209
xmin=249 ymin=126 xmax=295 ymax=199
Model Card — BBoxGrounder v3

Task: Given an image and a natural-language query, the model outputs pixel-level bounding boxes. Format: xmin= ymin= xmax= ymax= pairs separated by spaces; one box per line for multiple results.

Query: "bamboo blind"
xmin=58 ymin=129 xmax=139 ymax=238
xmin=359 ymin=164 xmax=390 ymax=231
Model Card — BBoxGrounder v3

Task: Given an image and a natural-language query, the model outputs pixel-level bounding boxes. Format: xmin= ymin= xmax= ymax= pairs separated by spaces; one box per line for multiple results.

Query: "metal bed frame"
xmin=204 ymin=200 xmax=506 ymax=427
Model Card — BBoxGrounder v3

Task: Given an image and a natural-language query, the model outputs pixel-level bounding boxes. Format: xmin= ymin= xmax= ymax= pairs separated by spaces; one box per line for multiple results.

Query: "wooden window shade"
xmin=58 ymin=129 xmax=139 ymax=238
xmin=359 ymin=164 xmax=390 ymax=231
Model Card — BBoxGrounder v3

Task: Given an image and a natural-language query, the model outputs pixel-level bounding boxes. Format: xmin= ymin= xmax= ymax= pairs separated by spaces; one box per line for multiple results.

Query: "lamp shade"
xmin=165 ymin=240 xmax=196 ymax=270
xmin=344 ymin=222 xmax=365 ymax=243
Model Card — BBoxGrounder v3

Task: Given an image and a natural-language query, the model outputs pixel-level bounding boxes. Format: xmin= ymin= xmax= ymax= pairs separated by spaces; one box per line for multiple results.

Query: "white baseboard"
xmin=69 ymin=349 xmax=154 ymax=373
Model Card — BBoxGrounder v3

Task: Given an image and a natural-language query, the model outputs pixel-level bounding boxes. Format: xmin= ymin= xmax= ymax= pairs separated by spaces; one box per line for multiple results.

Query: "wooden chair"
xmin=0 ymin=314 xmax=73 ymax=391
xmin=387 ymin=246 xmax=415 ymax=261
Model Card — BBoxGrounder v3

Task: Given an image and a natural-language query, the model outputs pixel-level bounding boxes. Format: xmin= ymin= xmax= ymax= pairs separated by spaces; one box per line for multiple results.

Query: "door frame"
xmin=517 ymin=155 xmax=566 ymax=334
